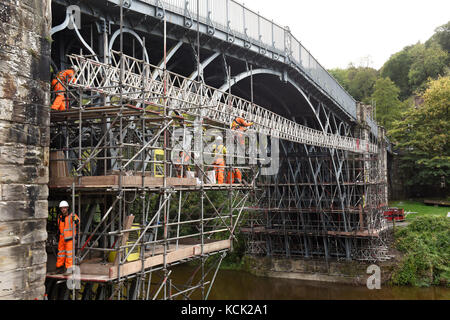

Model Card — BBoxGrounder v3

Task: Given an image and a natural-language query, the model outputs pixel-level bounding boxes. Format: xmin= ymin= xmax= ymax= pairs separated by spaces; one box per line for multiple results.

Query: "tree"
xmin=389 ymin=76 xmax=450 ymax=189
xmin=328 ymin=68 xmax=349 ymax=91
xmin=408 ymin=43 xmax=448 ymax=93
xmin=380 ymin=47 xmax=414 ymax=100
xmin=346 ymin=67 xmax=378 ymax=103
xmin=426 ymin=21 xmax=450 ymax=53
xmin=370 ymin=77 xmax=402 ymax=130
xmin=329 ymin=67 xmax=378 ymax=103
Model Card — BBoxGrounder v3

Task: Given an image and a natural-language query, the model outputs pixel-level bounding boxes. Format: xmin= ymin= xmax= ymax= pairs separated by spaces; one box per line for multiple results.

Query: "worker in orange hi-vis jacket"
xmin=212 ymin=136 xmax=227 ymax=184
xmin=56 ymin=201 xmax=80 ymax=275
xmin=226 ymin=167 xmax=243 ymax=184
xmin=51 ymin=66 xmax=78 ymax=111
xmin=229 ymin=117 xmax=253 ymax=183
xmin=231 ymin=116 xmax=253 ymax=151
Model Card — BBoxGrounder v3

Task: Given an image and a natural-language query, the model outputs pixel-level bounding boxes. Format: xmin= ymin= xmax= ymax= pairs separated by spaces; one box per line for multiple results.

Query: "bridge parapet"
xmin=122 ymin=0 xmax=357 ymax=119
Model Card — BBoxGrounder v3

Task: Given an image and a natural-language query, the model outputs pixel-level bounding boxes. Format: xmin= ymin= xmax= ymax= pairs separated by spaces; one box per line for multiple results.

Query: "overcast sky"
xmin=241 ymin=0 xmax=449 ymax=70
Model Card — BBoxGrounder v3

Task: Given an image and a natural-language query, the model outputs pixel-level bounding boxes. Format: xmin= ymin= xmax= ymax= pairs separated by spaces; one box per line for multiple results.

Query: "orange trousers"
xmin=51 ymin=94 xmax=67 ymax=111
xmin=56 ymin=235 xmax=74 ymax=269
xmin=227 ymin=169 xmax=242 ymax=184
xmin=213 ymin=159 xmax=225 ymax=184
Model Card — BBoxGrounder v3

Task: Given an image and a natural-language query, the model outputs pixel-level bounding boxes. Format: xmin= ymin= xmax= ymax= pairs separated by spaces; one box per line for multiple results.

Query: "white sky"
xmin=242 ymin=0 xmax=450 ymax=70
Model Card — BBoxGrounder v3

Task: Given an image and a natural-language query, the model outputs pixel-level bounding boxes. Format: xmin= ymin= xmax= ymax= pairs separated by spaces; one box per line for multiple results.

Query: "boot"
xmin=55 ymin=267 xmax=65 ymax=274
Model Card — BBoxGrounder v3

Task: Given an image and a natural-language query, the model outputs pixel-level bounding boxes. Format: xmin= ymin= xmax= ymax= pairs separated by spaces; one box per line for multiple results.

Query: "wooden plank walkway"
xmin=46 ymin=239 xmax=231 ymax=282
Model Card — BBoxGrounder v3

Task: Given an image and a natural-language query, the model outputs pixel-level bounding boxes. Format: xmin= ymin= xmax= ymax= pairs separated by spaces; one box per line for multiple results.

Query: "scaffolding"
xmin=242 ymin=130 xmax=390 ymax=262
xmin=44 ymin=31 xmax=263 ymax=300
xmin=44 ymin=2 xmax=388 ymax=300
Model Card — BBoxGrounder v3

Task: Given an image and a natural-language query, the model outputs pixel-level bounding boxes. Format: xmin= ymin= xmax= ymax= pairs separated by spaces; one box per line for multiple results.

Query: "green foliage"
xmin=329 ymin=66 xmax=378 ymax=103
xmin=380 ymin=48 xmax=414 ymax=100
xmin=391 ymin=216 xmax=450 ymax=287
xmin=328 ymin=68 xmax=350 ymax=91
xmin=389 ymin=200 xmax=450 ymax=220
xmin=389 ymin=76 xmax=450 ymax=187
xmin=329 ymin=22 xmax=450 ymax=195
xmin=426 ymin=21 xmax=450 ymax=54
xmin=370 ymin=77 xmax=402 ymax=130
xmin=407 ymin=43 xmax=448 ymax=93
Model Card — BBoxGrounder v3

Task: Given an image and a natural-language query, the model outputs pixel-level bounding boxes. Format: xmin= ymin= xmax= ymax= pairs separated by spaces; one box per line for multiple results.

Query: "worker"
xmin=211 ymin=136 xmax=227 ymax=184
xmin=226 ymin=168 xmax=242 ymax=184
xmin=51 ymin=66 xmax=78 ymax=111
xmin=231 ymin=116 xmax=254 ymax=147
xmin=174 ymin=150 xmax=191 ymax=178
xmin=56 ymin=201 xmax=80 ymax=274
xmin=229 ymin=117 xmax=253 ymax=183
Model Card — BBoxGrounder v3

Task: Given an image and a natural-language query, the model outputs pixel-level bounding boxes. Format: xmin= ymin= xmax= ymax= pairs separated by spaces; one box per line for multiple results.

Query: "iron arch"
xmin=218 ymin=69 xmax=326 ymax=133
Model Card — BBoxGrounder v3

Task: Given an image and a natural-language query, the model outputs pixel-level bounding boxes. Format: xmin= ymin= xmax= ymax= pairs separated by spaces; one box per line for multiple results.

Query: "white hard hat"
xmin=59 ymin=201 xmax=69 ymax=208
xmin=72 ymin=65 xmax=79 ymax=73
xmin=216 ymin=136 xmax=223 ymax=142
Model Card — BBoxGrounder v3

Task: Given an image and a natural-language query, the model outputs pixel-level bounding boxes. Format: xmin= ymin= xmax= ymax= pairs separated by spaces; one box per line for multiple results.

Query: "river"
xmin=170 ymin=265 xmax=450 ymax=300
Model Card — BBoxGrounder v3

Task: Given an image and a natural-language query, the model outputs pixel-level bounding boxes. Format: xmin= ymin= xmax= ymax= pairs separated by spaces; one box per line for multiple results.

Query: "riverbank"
xmin=390 ymin=216 xmax=449 ymax=286
xmin=217 ymin=215 xmax=449 ymax=288
xmin=240 ymin=255 xmax=397 ymax=285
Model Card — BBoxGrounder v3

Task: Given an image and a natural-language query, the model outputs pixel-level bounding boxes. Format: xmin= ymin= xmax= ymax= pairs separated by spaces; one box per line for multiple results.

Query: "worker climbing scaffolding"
xmin=228 ymin=116 xmax=253 ymax=184
xmin=51 ymin=66 xmax=78 ymax=111
xmin=231 ymin=116 xmax=254 ymax=145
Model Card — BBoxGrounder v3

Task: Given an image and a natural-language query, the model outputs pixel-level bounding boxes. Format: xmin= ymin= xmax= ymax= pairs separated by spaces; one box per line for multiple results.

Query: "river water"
xmin=171 ymin=266 xmax=450 ymax=300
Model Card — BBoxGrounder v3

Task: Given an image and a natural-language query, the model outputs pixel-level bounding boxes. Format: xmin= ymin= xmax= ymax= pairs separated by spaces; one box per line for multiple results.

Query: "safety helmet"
xmin=216 ymin=136 xmax=223 ymax=142
xmin=59 ymin=201 xmax=69 ymax=208
xmin=71 ymin=65 xmax=79 ymax=73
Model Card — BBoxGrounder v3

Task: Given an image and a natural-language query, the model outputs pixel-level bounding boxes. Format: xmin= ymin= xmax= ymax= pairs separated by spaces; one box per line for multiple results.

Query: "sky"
xmin=241 ymin=0 xmax=450 ymax=70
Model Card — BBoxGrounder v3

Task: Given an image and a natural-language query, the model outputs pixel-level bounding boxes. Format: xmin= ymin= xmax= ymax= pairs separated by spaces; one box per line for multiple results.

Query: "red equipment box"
xmin=383 ymin=208 xmax=406 ymax=222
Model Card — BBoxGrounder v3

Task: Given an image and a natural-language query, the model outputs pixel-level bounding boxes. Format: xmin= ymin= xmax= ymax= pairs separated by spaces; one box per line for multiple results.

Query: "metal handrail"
xmin=68 ymin=51 xmax=378 ymax=154
xmin=141 ymin=0 xmax=357 ymax=118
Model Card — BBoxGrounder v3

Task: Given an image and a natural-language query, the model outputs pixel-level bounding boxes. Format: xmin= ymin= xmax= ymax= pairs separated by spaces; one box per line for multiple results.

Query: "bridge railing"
xmin=67 ymin=51 xmax=377 ymax=154
xmin=144 ymin=0 xmax=357 ymax=119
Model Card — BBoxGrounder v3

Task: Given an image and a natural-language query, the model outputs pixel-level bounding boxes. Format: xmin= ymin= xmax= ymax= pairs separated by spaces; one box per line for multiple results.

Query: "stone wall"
xmin=0 ymin=0 xmax=51 ymax=300
xmin=243 ymin=255 xmax=397 ymax=285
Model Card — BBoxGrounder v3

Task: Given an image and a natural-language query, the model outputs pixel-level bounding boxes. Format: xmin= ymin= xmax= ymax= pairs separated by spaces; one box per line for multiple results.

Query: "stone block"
xmin=27 ymin=264 xmax=46 ymax=284
xmin=0 ymin=184 xmax=48 ymax=201
xmin=0 ymin=200 xmax=48 ymax=222
xmin=23 ymin=284 xmax=46 ymax=300
xmin=0 ymin=244 xmax=29 ymax=272
xmin=21 ymin=220 xmax=47 ymax=244
xmin=0 ymin=221 xmax=21 ymax=247
xmin=0 ymin=164 xmax=48 ymax=184
xmin=0 ymin=268 xmax=26 ymax=298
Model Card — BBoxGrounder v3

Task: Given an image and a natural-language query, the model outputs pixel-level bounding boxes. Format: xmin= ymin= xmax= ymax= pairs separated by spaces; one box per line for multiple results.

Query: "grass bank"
xmin=389 ymin=200 xmax=449 ymax=220
xmin=391 ymin=216 xmax=449 ymax=287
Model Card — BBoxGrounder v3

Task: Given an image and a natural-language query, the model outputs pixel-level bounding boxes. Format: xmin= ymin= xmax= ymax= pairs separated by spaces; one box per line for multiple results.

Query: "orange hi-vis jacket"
xmin=52 ymin=69 xmax=76 ymax=93
xmin=58 ymin=212 xmax=79 ymax=241
xmin=231 ymin=117 xmax=253 ymax=131
xmin=51 ymin=69 xmax=76 ymax=111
